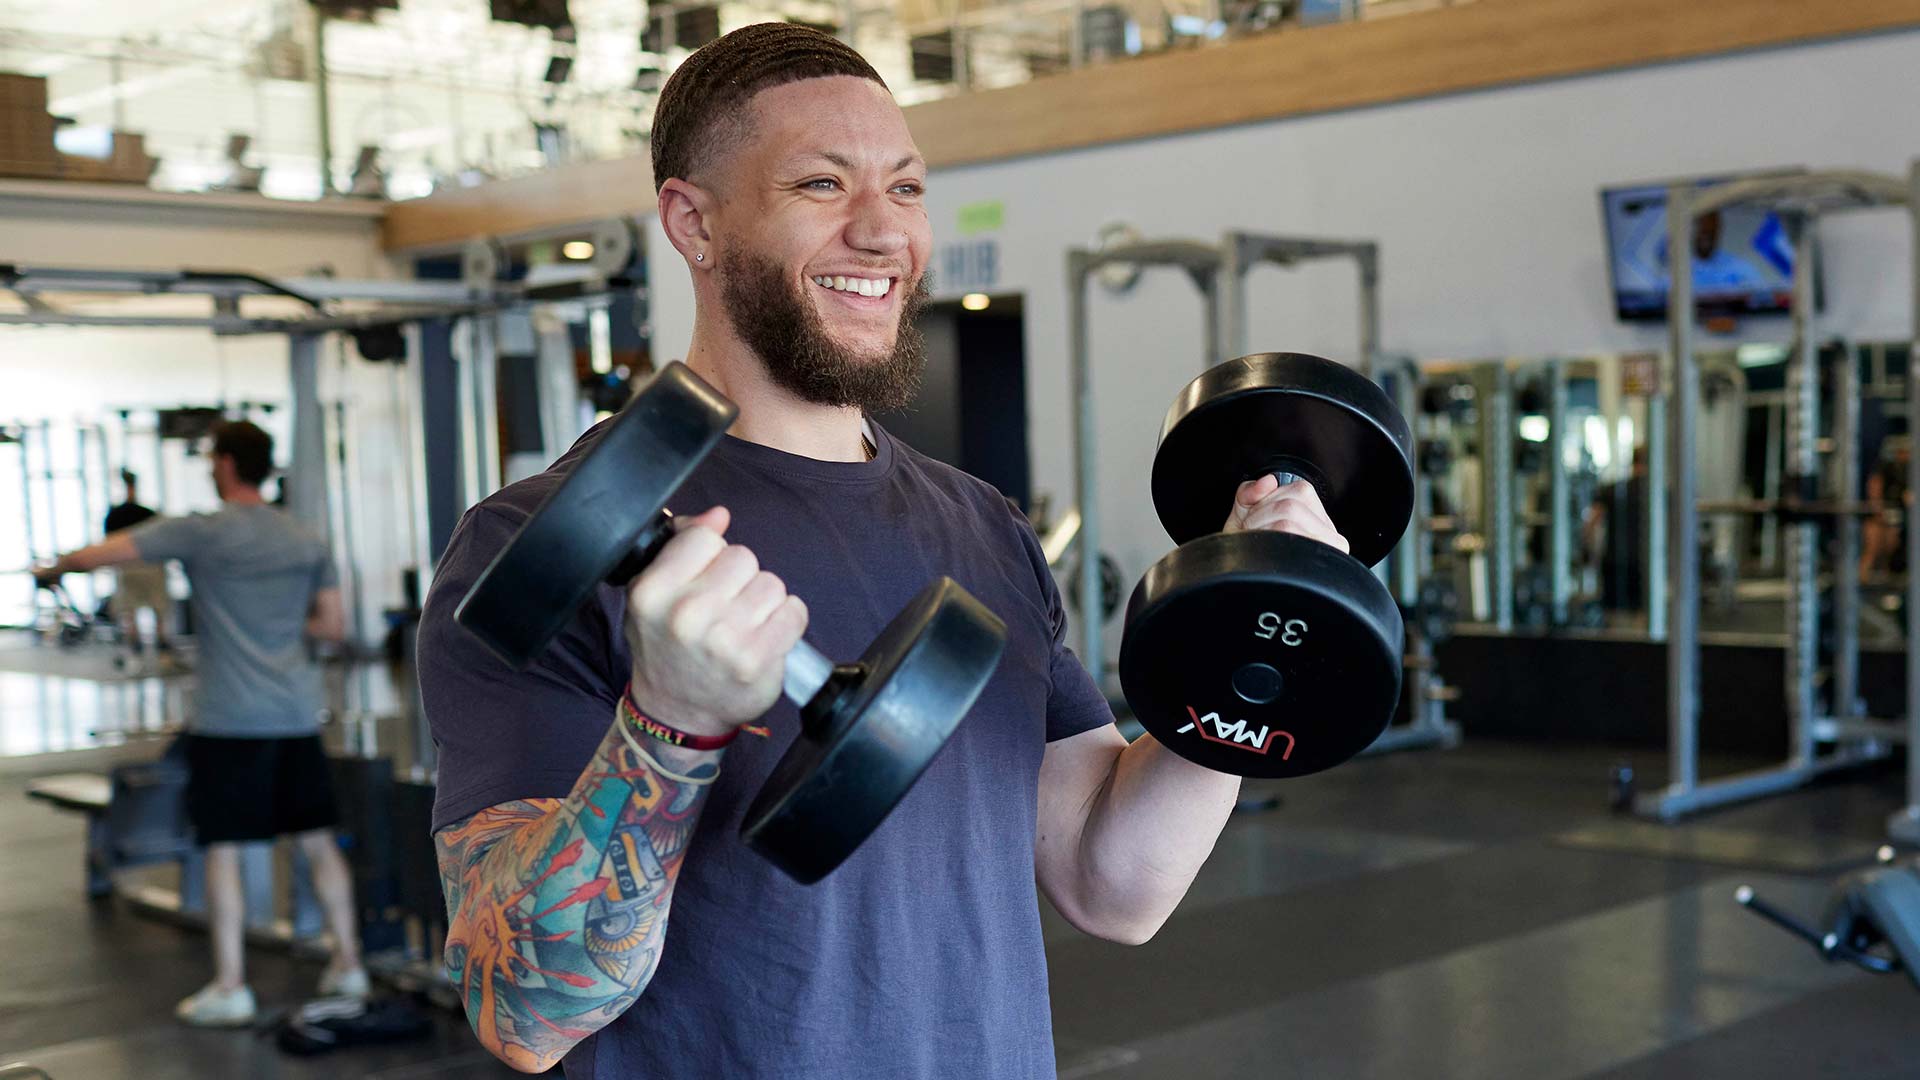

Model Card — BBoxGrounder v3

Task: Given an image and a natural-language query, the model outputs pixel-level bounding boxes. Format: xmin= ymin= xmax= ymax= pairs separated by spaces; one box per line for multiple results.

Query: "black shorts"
xmin=183 ymin=734 xmax=340 ymax=844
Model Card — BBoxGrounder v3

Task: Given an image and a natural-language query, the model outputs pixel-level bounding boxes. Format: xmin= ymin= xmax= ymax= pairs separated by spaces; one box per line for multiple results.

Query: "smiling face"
xmin=706 ymin=76 xmax=934 ymax=410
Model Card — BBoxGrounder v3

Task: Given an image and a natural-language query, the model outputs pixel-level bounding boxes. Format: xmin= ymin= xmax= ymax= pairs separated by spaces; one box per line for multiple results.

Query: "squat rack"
xmin=1065 ymin=230 xmax=1456 ymax=756
xmin=1636 ymin=166 xmax=1920 ymax=827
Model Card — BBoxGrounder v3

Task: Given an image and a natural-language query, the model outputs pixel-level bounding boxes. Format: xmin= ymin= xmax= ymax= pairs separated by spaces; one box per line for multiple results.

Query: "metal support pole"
xmin=1785 ymin=216 xmax=1820 ymax=766
xmin=312 ymin=10 xmax=334 ymax=196
xmin=536 ymin=314 xmax=584 ymax=454
xmin=417 ymin=318 xmax=465 ymax=566
xmin=1546 ymin=358 xmax=1571 ymax=625
xmin=149 ymin=411 xmax=168 ymax=513
xmin=1215 ymin=236 xmax=1242 ymax=365
xmin=17 ymin=423 xmax=36 ymax=563
xmin=1200 ymin=268 xmax=1223 ymax=370
xmin=37 ymin=421 xmax=58 ymax=566
xmin=285 ymin=333 xmax=331 ymax=531
xmin=75 ymin=426 xmax=95 ymax=542
xmin=1760 ymin=400 xmax=1781 ymax=572
xmin=1834 ymin=332 xmax=1862 ymax=723
xmin=1664 ymin=184 xmax=1701 ymax=795
xmin=1646 ymin=389 xmax=1668 ymax=637
xmin=332 ymin=398 xmax=365 ymax=643
xmin=468 ymin=317 xmax=503 ymax=500
xmin=1068 ymin=254 xmax=1103 ymax=677
xmin=1391 ymin=358 xmax=1422 ymax=606
xmin=1357 ymin=245 xmax=1381 ymax=378
xmin=90 ymin=424 xmax=111 ymax=532
xmin=1486 ymin=363 xmax=1515 ymax=631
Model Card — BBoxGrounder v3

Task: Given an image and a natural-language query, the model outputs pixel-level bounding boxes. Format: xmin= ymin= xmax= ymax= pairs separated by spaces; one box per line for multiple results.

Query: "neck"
xmin=223 ymin=485 xmax=267 ymax=506
xmin=683 ymin=310 xmax=869 ymax=463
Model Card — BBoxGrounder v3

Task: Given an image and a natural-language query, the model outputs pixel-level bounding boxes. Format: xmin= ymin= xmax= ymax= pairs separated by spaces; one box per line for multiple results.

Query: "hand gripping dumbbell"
xmin=454 ymin=362 xmax=1008 ymax=884
xmin=1119 ymin=352 xmax=1415 ymax=779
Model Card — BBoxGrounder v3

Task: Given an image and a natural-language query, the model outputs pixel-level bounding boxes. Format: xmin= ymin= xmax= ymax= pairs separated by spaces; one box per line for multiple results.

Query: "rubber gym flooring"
xmin=4 ymin=652 xmax=1919 ymax=1077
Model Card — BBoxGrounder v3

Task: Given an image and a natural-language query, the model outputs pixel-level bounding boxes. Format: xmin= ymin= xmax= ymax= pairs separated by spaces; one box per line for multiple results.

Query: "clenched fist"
xmin=623 ymin=507 xmax=809 ymax=738
xmin=1222 ymin=475 xmax=1350 ymax=554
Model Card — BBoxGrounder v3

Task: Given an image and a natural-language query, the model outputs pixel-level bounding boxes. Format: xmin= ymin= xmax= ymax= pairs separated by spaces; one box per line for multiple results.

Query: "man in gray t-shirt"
xmin=35 ymin=419 xmax=368 ymax=1027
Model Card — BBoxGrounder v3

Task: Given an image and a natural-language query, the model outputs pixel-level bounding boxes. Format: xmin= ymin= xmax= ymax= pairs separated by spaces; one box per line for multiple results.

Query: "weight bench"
xmin=27 ymin=764 xmax=193 ymax=898
xmin=25 ymin=763 xmax=322 ymax=935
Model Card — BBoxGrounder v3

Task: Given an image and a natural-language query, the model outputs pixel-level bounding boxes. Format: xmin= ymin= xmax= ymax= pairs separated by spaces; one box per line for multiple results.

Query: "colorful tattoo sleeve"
xmin=434 ymin=710 xmax=716 ymax=1072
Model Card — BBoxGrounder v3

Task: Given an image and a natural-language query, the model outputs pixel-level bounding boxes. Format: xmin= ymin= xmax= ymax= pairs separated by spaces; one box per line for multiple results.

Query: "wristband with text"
xmin=620 ymin=685 xmax=739 ymax=750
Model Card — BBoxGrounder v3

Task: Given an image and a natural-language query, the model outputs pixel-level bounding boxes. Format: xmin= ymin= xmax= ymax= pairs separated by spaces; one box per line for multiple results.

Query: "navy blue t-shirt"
xmin=418 ymin=420 xmax=1114 ymax=1079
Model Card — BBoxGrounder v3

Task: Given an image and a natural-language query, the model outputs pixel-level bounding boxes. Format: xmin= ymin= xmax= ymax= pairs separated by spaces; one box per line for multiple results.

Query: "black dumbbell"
xmin=454 ymin=362 xmax=1007 ymax=884
xmin=1119 ymin=352 xmax=1413 ymax=779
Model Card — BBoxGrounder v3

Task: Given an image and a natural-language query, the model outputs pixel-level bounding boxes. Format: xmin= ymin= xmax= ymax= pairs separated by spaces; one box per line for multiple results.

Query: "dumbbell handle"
xmin=783 ymin=641 xmax=838 ymax=708
xmin=627 ymin=509 xmax=844 ymax=715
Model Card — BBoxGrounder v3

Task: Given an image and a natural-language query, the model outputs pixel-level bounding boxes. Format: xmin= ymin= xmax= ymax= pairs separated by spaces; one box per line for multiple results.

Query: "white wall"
xmin=645 ymin=27 xmax=1920 ymax=680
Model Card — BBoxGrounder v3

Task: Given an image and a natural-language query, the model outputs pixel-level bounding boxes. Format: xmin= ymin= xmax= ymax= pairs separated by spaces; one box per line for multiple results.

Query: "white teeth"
xmin=812 ymin=275 xmax=893 ymax=298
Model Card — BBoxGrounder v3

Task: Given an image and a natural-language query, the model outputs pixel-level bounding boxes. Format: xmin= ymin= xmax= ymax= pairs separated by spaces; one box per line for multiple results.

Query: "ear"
xmin=657 ymin=178 xmax=716 ymax=272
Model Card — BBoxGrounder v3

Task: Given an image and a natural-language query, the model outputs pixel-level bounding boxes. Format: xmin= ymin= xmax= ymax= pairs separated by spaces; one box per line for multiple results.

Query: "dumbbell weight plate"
xmin=743 ymin=577 xmax=1007 ymax=883
xmin=1120 ymin=530 xmax=1404 ymax=779
xmin=1151 ymin=353 xmax=1414 ymax=566
xmin=456 ymin=363 xmax=737 ymax=669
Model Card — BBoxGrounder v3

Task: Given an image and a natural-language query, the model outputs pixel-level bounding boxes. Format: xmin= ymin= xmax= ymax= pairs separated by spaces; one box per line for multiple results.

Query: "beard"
xmin=719 ymin=248 xmax=930 ymax=413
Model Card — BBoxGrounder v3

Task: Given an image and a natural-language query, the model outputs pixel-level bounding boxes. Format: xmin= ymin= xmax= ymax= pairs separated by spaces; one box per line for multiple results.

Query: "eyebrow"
xmin=799 ymin=151 xmax=925 ymax=173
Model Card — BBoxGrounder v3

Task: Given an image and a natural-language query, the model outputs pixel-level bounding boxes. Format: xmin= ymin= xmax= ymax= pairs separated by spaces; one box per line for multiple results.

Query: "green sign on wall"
xmin=956 ymin=200 xmax=1005 ymax=237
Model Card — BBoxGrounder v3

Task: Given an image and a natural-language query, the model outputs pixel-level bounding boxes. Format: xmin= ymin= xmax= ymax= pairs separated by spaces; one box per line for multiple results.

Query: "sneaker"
xmin=175 ymin=983 xmax=257 ymax=1027
xmin=318 ymin=965 xmax=370 ymax=999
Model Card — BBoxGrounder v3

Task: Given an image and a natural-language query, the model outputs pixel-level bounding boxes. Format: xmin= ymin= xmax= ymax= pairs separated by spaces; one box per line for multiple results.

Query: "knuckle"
xmin=719 ymin=544 xmax=759 ymax=576
xmin=665 ymin=595 xmax=706 ymax=640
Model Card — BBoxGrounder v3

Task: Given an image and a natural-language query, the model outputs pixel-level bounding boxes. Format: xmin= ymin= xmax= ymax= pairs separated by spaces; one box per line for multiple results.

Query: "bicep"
xmin=1033 ymin=723 xmax=1127 ymax=897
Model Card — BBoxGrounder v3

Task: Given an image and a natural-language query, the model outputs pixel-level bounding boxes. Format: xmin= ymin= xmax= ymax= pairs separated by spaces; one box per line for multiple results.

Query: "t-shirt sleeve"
xmin=417 ymin=504 xmax=625 ymax=832
xmin=129 ymin=514 xmax=210 ymax=567
xmin=1008 ymin=506 xmax=1115 ymax=743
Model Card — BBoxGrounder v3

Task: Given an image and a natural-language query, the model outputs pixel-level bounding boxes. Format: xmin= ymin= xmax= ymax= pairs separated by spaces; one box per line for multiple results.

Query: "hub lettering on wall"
xmin=939 ymin=239 xmax=999 ymax=294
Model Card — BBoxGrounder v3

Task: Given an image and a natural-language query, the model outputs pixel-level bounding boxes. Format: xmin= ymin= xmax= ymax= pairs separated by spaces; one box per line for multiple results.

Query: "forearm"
xmin=437 ymin=706 xmax=720 ymax=1072
xmin=1069 ymin=735 xmax=1240 ymax=943
xmin=45 ymin=533 xmax=142 ymax=575
xmin=305 ymin=613 xmax=347 ymax=643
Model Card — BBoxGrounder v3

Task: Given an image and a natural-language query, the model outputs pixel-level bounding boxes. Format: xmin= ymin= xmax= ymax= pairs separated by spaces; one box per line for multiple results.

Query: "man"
xmin=418 ymin=23 xmax=1352 ymax=1078
xmin=102 ymin=470 xmax=174 ymax=669
xmin=35 ymin=420 xmax=368 ymax=1025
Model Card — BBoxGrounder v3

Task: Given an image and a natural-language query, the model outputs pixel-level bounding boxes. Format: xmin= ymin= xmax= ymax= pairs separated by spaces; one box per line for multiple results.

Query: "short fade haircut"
xmin=650 ymin=22 xmax=886 ymax=193
xmin=209 ymin=420 xmax=274 ymax=487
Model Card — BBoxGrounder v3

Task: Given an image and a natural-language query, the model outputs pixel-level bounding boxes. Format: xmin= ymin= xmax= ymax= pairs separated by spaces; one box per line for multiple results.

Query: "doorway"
xmin=877 ymin=292 xmax=1031 ymax=509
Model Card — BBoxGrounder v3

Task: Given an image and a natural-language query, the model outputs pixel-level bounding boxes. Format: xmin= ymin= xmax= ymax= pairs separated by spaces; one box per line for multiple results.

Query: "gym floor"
xmin=5 ymin=649 xmax=1919 ymax=1078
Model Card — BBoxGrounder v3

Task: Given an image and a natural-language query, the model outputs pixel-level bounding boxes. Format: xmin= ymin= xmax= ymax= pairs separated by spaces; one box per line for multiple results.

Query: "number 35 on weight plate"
xmin=1254 ymin=612 xmax=1307 ymax=647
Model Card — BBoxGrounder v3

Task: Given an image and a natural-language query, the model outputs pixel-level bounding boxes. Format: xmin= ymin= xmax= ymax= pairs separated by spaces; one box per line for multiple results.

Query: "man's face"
xmin=708 ymin=76 xmax=934 ymax=411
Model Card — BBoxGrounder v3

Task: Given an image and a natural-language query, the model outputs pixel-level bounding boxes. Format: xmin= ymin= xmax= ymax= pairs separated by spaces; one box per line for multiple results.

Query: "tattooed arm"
xmin=435 ymin=715 xmax=719 ymax=1073
xmin=433 ymin=506 xmax=807 ymax=1072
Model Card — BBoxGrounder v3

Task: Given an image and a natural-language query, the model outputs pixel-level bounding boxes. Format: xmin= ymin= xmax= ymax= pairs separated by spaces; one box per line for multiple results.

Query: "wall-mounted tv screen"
xmin=1601 ymin=171 xmax=1809 ymax=322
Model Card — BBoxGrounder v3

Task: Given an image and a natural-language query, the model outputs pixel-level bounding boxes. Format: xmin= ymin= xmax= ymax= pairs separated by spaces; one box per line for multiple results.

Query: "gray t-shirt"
xmin=133 ymin=503 xmax=338 ymax=737
xmin=419 ymin=423 xmax=1115 ymax=1079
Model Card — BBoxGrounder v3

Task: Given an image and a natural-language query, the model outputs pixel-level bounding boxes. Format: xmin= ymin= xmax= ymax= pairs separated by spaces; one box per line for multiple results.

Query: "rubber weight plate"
xmin=1152 ymin=353 xmax=1414 ymax=566
xmin=742 ymin=577 xmax=1008 ymax=884
xmin=455 ymin=362 xmax=736 ymax=669
xmin=1120 ymin=530 xmax=1404 ymax=778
